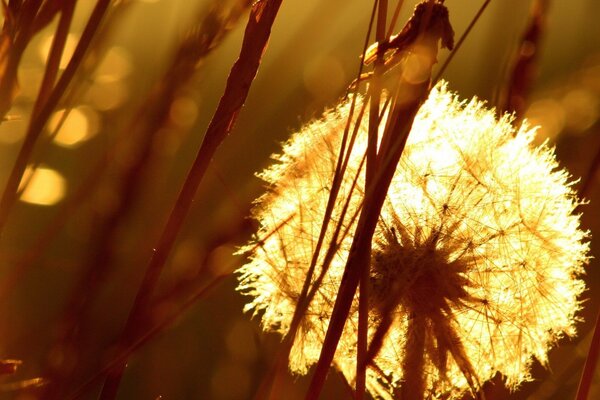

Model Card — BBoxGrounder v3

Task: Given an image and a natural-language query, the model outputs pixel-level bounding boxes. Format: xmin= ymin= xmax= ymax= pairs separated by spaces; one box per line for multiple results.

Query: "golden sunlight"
xmin=19 ymin=166 xmax=67 ymax=206
xmin=237 ymin=82 xmax=589 ymax=399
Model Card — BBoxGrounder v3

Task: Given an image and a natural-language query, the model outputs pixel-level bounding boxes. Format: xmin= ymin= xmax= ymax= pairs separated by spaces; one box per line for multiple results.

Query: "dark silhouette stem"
xmin=97 ymin=1 xmax=283 ymax=398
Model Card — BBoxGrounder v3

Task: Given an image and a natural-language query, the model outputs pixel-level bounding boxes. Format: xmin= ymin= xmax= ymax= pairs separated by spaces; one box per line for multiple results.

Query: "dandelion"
xmin=237 ymin=82 xmax=589 ymax=399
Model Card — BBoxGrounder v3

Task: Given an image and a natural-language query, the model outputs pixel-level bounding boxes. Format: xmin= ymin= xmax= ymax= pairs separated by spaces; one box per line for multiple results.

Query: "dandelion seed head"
xmin=237 ymin=81 xmax=589 ymax=399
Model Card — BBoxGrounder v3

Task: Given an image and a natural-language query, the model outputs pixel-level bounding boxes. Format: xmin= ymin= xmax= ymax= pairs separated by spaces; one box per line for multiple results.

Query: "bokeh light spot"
xmin=169 ymin=96 xmax=198 ymax=128
xmin=303 ymin=54 xmax=346 ymax=101
xmin=562 ymin=89 xmax=599 ymax=133
xmin=87 ymin=80 xmax=129 ymax=111
xmin=94 ymin=47 xmax=132 ymax=83
xmin=48 ymin=107 xmax=100 ymax=148
xmin=19 ymin=166 xmax=67 ymax=206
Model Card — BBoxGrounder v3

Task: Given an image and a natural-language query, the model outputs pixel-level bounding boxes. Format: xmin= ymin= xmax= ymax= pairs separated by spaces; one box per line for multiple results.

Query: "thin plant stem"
xmin=15 ymin=0 xmax=77 ymax=198
xmin=31 ymin=0 xmax=76 ymax=117
xmin=357 ymin=1 xmax=389 ymax=397
xmin=434 ymin=0 xmax=492 ymax=84
xmin=305 ymin=80 xmax=423 ymax=400
xmin=386 ymin=0 xmax=405 ymax=38
xmin=499 ymin=0 xmax=550 ymax=119
xmin=304 ymin=3 xmax=456 ymax=397
xmin=575 ymin=137 xmax=600 ymax=400
xmin=256 ymin=3 xmax=380 ymax=398
xmin=579 ymin=139 xmax=600 ymax=200
xmin=41 ymin=4 xmax=253 ymax=398
xmin=576 ymin=310 xmax=600 ymax=400
xmin=97 ymin=2 xmax=284 ymax=398
xmin=306 ymin=30 xmax=446 ymax=400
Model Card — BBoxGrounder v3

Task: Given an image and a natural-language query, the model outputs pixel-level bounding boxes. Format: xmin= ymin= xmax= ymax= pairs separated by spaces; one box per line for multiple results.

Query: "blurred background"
xmin=0 ymin=0 xmax=599 ymax=398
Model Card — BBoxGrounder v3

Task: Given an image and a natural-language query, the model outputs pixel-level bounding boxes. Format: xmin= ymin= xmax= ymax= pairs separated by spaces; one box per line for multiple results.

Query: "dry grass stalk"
xmin=306 ymin=2 xmax=453 ymax=398
xmin=358 ymin=1 xmax=389 ymax=397
xmin=499 ymin=0 xmax=550 ymax=119
xmin=40 ymin=2 xmax=252 ymax=398
xmin=96 ymin=1 xmax=283 ymax=398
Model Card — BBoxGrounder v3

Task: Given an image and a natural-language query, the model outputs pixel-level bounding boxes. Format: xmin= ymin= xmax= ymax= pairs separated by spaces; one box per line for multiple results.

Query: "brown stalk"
xmin=255 ymin=3 xmax=382 ymax=398
xmin=576 ymin=311 xmax=600 ymax=400
xmin=0 ymin=0 xmax=46 ymax=120
xmin=64 ymin=198 xmax=268 ymax=400
xmin=433 ymin=0 xmax=491 ymax=84
xmin=305 ymin=2 xmax=453 ymax=398
xmin=499 ymin=0 xmax=550 ymax=119
xmin=0 ymin=0 xmax=112 ymax=237
xmin=31 ymin=0 xmax=76 ymax=117
xmin=10 ymin=0 xmax=76 ymax=195
xmin=97 ymin=1 xmax=283 ymax=398
xmin=576 ymin=143 xmax=600 ymax=400
xmin=357 ymin=1 xmax=389 ymax=398
xmin=578 ymin=135 xmax=600 ymax=200
xmin=40 ymin=3 xmax=252 ymax=398
xmin=386 ymin=0 xmax=405 ymax=39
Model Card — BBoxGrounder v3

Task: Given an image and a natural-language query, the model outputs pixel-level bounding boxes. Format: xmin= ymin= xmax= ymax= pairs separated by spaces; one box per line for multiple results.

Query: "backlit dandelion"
xmin=237 ymin=82 xmax=589 ymax=399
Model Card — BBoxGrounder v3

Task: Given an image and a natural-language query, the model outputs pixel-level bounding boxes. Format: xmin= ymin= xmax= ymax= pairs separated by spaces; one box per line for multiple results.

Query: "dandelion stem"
xmin=578 ymin=139 xmax=600 ymax=199
xmin=401 ymin=316 xmax=427 ymax=400
xmin=305 ymin=4 xmax=453 ymax=395
xmin=40 ymin=4 xmax=252 ymax=398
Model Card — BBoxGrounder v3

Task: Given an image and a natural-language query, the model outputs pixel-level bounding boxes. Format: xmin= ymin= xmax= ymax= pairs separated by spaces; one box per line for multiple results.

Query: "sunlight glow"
xmin=48 ymin=107 xmax=99 ymax=148
xmin=19 ymin=166 xmax=67 ymax=206
xmin=0 ymin=108 xmax=27 ymax=144
xmin=87 ymin=80 xmax=129 ymax=111
xmin=237 ymin=82 xmax=589 ymax=399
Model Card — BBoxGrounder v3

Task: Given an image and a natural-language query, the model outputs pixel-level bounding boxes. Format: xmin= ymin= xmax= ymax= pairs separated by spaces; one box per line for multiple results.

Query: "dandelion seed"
xmin=237 ymin=82 xmax=590 ymax=399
